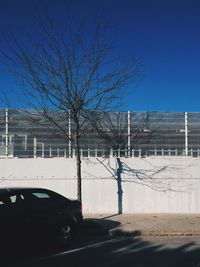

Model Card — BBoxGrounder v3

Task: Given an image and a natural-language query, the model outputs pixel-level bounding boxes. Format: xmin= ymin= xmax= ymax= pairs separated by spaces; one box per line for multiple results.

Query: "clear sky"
xmin=0 ymin=0 xmax=200 ymax=112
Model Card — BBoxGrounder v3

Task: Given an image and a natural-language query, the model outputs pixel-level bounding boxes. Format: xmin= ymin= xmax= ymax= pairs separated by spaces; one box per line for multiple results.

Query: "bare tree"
xmin=86 ymin=111 xmax=128 ymax=152
xmin=87 ymin=111 xmax=147 ymax=156
xmin=0 ymin=13 xmax=141 ymax=202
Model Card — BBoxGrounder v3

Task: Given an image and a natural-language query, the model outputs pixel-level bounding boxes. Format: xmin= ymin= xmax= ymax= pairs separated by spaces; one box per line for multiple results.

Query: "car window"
xmin=10 ymin=194 xmax=25 ymax=203
xmin=32 ymin=192 xmax=50 ymax=199
xmin=0 ymin=196 xmax=11 ymax=206
xmin=0 ymin=193 xmax=24 ymax=206
xmin=10 ymin=195 xmax=17 ymax=203
xmin=28 ymin=191 xmax=57 ymax=211
xmin=29 ymin=191 xmax=54 ymax=205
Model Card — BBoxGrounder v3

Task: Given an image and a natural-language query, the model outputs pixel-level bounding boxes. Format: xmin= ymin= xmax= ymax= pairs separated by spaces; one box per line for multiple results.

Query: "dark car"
xmin=0 ymin=187 xmax=83 ymax=248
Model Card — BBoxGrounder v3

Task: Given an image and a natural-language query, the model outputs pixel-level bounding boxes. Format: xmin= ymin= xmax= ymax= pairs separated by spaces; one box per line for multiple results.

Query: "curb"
xmin=144 ymin=232 xmax=200 ymax=237
xmin=109 ymin=227 xmax=200 ymax=237
xmin=82 ymin=218 xmax=200 ymax=238
xmin=109 ymin=228 xmax=142 ymax=237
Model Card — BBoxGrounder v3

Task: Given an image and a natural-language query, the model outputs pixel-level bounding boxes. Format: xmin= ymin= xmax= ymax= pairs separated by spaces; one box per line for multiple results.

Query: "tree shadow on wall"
xmin=116 ymin=158 xmax=123 ymax=214
xmin=96 ymin=157 xmax=123 ymax=214
xmin=96 ymin=157 xmax=194 ymax=215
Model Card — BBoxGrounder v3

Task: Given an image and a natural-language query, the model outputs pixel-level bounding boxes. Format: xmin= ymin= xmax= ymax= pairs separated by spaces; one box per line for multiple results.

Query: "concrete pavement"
xmin=84 ymin=214 xmax=200 ymax=237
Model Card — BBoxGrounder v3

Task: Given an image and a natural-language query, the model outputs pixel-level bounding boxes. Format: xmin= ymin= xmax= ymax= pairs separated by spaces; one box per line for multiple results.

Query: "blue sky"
xmin=0 ymin=0 xmax=200 ymax=112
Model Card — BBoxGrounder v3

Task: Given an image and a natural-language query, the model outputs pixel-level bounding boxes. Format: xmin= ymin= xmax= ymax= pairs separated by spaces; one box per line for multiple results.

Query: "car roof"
xmin=0 ymin=187 xmax=69 ymax=200
xmin=0 ymin=187 xmax=49 ymax=194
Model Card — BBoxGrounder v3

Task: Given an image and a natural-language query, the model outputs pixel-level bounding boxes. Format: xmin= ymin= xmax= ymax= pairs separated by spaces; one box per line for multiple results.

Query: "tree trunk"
xmin=74 ymin=121 xmax=82 ymax=203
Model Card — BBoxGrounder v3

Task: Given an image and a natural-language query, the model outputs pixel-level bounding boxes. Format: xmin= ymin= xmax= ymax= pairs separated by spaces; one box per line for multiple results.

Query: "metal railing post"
xmin=24 ymin=134 xmax=27 ymax=151
xmin=42 ymin=143 xmax=44 ymax=158
xmin=5 ymin=109 xmax=8 ymax=157
xmin=118 ymin=148 xmax=120 ymax=158
xmin=68 ymin=110 xmax=72 ymax=158
xmin=110 ymin=148 xmax=113 ymax=157
xmin=33 ymin=137 xmax=37 ymax=158
xmin=185 ymin=112 xmax=188 ymax=156
xmin=128 ymin=111 xmax=131 ymax=157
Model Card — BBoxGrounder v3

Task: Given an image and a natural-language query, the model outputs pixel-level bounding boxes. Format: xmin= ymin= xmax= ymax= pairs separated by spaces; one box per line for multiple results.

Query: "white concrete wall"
xmin=0 ymin=156 xmax=200 ymax=213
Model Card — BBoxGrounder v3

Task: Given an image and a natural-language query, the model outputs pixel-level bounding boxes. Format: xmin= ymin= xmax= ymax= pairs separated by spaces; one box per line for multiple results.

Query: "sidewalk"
xmin=84 ymin=214 xmax=200 ymax=237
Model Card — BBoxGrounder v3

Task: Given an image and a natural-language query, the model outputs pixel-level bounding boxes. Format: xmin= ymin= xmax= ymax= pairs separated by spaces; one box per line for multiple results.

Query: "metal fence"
xmin=0 ymin=109 xmax=200 ymax=158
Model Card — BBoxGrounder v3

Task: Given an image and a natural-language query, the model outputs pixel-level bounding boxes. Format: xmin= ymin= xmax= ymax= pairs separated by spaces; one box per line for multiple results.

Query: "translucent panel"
xmin=0 ymin=109 xmax=199 ymax=157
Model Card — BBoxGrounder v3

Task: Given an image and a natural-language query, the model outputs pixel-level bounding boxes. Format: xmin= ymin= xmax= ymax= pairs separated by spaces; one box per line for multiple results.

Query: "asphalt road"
xmin=4 ymin=234 xmax=200 ymax=267
xmin=2 ymin=218 xmax=200 ymax=267
xmin=144 ymin=236 xmax=200 ymax=247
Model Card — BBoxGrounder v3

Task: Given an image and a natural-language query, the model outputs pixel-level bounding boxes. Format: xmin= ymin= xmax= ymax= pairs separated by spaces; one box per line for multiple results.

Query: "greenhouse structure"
xmin=0 ymin=109 xmax=200 ymax=158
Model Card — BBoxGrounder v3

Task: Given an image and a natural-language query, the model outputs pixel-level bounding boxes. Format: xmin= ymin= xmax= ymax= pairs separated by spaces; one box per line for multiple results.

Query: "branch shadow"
xmin=108 ymin=158 xmax=195 ymax=214
xmin=22 ymin=235 xmax=200 ymax=267
xmin=85 ymin=157 xmax=196 ymax=215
